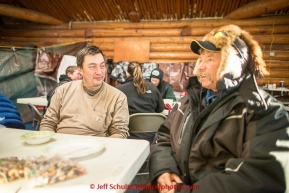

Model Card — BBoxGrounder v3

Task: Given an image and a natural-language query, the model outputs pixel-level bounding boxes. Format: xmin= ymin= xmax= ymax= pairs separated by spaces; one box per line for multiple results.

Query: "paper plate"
xmin=20 ymin=130 xmax=55 ymax=145
xmin=42 ymin=139 xmax=105 ymax=159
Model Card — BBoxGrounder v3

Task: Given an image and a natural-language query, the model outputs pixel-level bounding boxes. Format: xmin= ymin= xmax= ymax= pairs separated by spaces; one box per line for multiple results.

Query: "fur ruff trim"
xmin=194 ymin=25 xmax=268 ymax=80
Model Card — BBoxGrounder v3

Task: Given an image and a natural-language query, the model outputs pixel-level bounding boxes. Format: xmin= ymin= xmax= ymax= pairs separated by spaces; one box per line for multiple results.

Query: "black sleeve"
xmin=46 ymin=88 xmax=56 ymax=108
xmin=149 ymin=116 xmax=181 ymax=184
xmin=154 ymin=86 xmax=164 ymax=113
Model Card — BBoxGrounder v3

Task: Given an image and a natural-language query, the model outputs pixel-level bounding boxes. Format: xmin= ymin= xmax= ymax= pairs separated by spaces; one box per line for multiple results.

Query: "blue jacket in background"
xmin=0 ymin=94 xmax=25 ymax=129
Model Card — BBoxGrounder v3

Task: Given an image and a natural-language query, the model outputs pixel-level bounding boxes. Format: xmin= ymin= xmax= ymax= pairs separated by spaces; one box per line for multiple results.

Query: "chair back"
xmin=27 ymin=103 xmax=43 ymax=130
xmin=36 ymin=90 xmax=49 ymax=111
xmin=36 ymin=90 xmax=49 ymax=97
xmin=128 ymin=113 xmax=167 ymax=133
xmin=128 ymin=113 xmax=166 ymax=177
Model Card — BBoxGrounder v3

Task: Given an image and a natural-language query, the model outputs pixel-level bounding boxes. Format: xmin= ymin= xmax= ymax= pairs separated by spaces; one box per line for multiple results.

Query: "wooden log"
xmin=1 ymin=24 xmax=289 ymax=41
xmin=0 ymin=33 xmax=289 ymax=45
xmin=225 ymin=0 xmax=289 ymax=20
xmin=35 ymin=42 xmax=113 ymax=51
xmin=150 ymin=59 xmax=198 ymax=63
xmin=102 ymin=51 xmax=114 ymax=58
xmin=150 ymin=42 xmax=289 ymax=52
xmin=257 ymin=78 xmax=289 ymax=85
xmin=1 ymin=24 xmax=69 ymax=30
xmin=85 ymin=29 xmax=93 ymax=38
xmin=150 ymin=44 xmax=189 ymax=52
xmin=91 ymin=29 xmax=181 ymax=37
xmin=0 ymin=29 xmax=85 ymax=37
xmin=181 ymin=28 xmax=191 ymax=36
xmin=90 ymin=35 xmax=289 ymax=44
xmin=266 ymin=70 xmax=289 ymax=78
xmin=2 ymin=15 xmax=288 ymax=30
xmin=263 ymin=51 xmax=289 ymax=60
xmin=2 ymin=37 xmax=289 ymax=58
xmin=260 ymin=44 xmax=289 ymax=51
xmin=265 ymin=61 xmax=289 ymax=69
xmin=71 ymin=15 xmax=289 ymax=29
xmin=0 ymin=3 xmax=63 ymax=25
xmin=94 ymin=43 xmax=114 ymax=51
xmin=190 ymin=25 xmax=289 ymax=36
xmin=1 ymin=37 xmax=90 ymax=43
xmin=149 ymin=51 xmax=289 ymax=60
xmin=149 ymin=52 xmax=198 ymax=59
xmin=242 ymin=25 xmax=289 ymax=35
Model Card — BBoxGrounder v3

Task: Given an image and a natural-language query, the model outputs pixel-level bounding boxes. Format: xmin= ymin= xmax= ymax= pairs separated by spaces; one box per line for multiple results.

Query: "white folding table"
xmin=0 ymin=128 xmax=150 ymax=193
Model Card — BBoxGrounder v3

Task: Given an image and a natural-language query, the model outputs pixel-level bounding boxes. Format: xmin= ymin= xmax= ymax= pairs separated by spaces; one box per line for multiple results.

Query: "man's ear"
xmin=78 ymin=67 xmax=83 ymax=76
xmin=67 ymin=72 xmax=73 ymax=78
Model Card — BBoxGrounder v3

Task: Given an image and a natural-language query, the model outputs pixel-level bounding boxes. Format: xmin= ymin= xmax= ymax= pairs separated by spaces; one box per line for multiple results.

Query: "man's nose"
xmin=197 ymin=61 xmax=205 ymax=70
xmin=93 ymin=66 xmax=102 ymax=73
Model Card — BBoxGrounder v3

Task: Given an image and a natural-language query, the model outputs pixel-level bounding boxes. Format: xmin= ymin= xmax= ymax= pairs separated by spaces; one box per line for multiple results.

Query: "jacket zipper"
xmin=182 ymin=89 xmax=225 ymax=182
xmin=178 ymin=112 xmax=191 ymax=144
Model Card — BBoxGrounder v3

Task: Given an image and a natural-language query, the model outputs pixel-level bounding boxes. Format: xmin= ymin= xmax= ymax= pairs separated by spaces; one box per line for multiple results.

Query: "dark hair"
xmin=127 ymin=62 xmax=148 ymax=96
xmin=76 ymin=45 xmax=105 ymax=68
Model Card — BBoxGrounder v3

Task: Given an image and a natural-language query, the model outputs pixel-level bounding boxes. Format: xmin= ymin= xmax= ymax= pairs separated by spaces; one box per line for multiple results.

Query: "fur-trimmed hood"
xmin=191 ymin=25 xmax=268 ymax=81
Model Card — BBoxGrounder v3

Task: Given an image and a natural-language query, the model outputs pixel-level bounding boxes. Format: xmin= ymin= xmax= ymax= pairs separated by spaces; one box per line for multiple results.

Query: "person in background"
xmin=150 ymin=68 xmax=176 ymax=101
xmin=0 ymin=94 xmax=25 ymax=129
xmin=40 ymin=46 xmax=129 ymax=138
xmin=47 ymin=66 xmax=82 ymax=107
xmin=116 ymin=61 xmax=164 ymax=115
xmin=116 ymin=62 xmax=164 ymax=143
xmin=149 ymin=25 xmax=289 ymax=192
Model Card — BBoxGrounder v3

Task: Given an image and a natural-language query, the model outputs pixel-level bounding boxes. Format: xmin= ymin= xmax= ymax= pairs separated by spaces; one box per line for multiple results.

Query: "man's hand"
xmin=157 ymin=173 xmax=183 ymax=193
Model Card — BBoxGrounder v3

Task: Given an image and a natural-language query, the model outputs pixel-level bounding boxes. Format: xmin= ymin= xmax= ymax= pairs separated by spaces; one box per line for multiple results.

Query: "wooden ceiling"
xmin=0 ymin=0 xmax=289 ymax=25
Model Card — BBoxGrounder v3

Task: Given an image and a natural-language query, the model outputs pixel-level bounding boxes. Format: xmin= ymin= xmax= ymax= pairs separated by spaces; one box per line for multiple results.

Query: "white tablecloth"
xmin=0 ymin=128 xmax=149 ymax=193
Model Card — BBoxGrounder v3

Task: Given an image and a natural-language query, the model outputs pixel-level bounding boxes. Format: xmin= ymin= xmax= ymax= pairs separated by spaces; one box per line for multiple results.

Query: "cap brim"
xmin=190 ymin=40 xmax=221 ymax=55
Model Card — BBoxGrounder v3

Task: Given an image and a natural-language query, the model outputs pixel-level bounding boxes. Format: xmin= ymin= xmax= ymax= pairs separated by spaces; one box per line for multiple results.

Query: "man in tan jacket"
xmin=40 ymin=46 xmax=129 ymax=138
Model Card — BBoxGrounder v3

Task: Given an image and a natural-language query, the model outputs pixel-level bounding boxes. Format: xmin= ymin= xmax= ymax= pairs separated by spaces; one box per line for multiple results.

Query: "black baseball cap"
xmin=190 ymin=40 xmax=221 ymax=55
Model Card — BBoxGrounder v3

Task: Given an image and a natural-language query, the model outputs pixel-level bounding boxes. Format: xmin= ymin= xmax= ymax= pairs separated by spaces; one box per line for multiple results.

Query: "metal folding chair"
xmin=27 ymin=103 xmax=43 ymax=130
xmin=128 ymin=113 xmax=167 ymax=176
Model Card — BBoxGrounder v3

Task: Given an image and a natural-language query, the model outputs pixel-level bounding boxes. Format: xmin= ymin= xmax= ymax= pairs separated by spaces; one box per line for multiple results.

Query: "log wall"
xmin=0 ymin=15 xmax=289 ymax=86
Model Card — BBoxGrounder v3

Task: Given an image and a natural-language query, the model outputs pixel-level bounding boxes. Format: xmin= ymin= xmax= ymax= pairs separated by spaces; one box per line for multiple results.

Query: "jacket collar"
xmin=59 ymin=74 xmax=71 ymax=82
xmin=123 ymin=76 xmax=134 ymax=84
xmin=187 ymin=72 xmax=268 ymax=112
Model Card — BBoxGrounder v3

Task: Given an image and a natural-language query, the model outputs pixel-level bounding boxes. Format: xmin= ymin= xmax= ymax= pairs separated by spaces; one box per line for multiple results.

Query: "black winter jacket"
xmin=157 ymin=79 xmax=176 ymax=101
xmin=149 ymin=73 xmax=289 ymax=193
xmin=116 ymin=77 xmax=164 ymax=115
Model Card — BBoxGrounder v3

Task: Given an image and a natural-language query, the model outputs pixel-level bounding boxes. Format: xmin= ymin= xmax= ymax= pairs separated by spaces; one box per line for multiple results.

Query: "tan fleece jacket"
xmin=40 ymin=80 xmax=129 ymax=138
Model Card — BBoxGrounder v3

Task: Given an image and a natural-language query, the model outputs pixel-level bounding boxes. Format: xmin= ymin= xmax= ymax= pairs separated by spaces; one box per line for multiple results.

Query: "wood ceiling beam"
xmin=225 ymin=0 xmax=289 ymax=20
xmin=0 ymin=3 xmax=63 ymax=25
